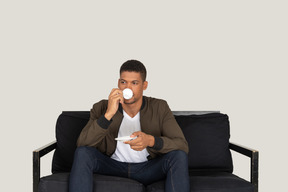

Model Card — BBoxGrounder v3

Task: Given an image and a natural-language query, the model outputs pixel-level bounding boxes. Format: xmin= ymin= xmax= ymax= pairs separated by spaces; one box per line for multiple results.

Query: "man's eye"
xmin=132 ymin=82 xmax=138 ymax=85
xmin=121 ymin=81 xmax=126 ymax=84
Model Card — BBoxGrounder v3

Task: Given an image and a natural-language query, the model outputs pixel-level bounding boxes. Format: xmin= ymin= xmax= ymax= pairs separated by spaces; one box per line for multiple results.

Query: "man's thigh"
xmin=79 ymin=146 xmax=129 ymax=178
xmin=129 ymin=154 xmax=168 ymax=185
xmin=129 ymin=150 xmax=188 ymax=185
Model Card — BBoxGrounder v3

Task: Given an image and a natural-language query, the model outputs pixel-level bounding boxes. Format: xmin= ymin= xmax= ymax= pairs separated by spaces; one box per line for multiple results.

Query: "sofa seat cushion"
xmin=39 ymin=173 xmax=145 ymax=192
xmin=146 ymin=172 xmax=254 ymax=192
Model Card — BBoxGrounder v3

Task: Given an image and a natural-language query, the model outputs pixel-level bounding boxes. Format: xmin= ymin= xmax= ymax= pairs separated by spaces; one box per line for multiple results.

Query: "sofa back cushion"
xmin=174 ymin=113 xmax=233 ymax=173
xmin=52 ymin=112 xmax=89 ymax=173
xmin=52 ymin=111 xmax=233 ymax=173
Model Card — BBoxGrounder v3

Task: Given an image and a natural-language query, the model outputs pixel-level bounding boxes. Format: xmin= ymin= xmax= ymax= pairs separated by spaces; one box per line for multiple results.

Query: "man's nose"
xmin=126 ymin=83 xmax=132 ymax=89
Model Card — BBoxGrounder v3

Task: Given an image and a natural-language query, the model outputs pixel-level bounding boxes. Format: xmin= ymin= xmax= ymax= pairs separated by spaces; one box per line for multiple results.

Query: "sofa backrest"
xmin=52 ymin=111 xmax=233 ymax=174
xmin=52 ymin=111 xmax=89 ymax=173
xmin=174 ymin=112 xmax=233 ymax=173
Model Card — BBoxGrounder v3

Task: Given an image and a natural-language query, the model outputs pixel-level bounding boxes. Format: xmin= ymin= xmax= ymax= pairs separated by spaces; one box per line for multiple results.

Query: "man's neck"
xmin=122 ymin=97 xmax=143 ymax=118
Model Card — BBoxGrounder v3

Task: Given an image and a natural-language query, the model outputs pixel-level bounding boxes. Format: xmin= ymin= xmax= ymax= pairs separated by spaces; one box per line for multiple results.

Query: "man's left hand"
xmin=124 ymin=131 xmax=155 ymax=151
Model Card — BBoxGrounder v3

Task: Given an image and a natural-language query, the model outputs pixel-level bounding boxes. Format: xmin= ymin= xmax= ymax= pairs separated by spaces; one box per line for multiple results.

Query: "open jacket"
xmin=77 ymin=96 xmax=188 ymax=159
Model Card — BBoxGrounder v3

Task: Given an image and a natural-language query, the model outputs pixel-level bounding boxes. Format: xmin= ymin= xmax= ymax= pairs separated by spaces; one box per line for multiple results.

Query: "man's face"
xmin=118 ymin=71 xmax=148 ymax=104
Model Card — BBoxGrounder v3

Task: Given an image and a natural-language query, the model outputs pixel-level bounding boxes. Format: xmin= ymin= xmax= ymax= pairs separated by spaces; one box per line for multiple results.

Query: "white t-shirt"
xmin=111 ymin=111 xmax=149 ymax=163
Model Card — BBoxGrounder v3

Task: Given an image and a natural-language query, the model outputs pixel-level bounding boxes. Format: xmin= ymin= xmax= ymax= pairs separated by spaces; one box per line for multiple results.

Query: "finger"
xmin=124 ymin=138 xmax=140 ymax=146
xmin=109 ymin=88 xmax=119 ymax=96
xmin=130 ymin=145 xmax=144 ymax=151
xmin=125 ymin=136 xmax=141 ymax=145
xmin=119 ymin=96 xmax=124 ymax=104
xmin=109 ymin=93 xmax=124 ymax=103
xmin=124 ymin=140 xmax=136 ymax=145
xmin=110 ymin=92 xmax=118 ymax=98
xmin=110 ymin=94 xmax=122 ymax=100
xmin=109 ymin=88 xmax=123 ymax=97
xmin=111 ymin=93 xmax=124 ymax=103
xmin=131 ymin=131 xmax=142 ymax=137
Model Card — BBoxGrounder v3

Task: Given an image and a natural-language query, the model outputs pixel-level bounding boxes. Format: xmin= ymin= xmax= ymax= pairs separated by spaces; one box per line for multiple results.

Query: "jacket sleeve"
xmin=77 ymin=100 xmax=111 ymax=147
xmin=148 ymin=101 xmax=189 ymax=155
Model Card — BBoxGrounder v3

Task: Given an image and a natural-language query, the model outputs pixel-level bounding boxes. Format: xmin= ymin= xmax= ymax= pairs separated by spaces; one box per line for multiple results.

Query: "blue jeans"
xmin=69 ymin=146 xmax=190 ymax=192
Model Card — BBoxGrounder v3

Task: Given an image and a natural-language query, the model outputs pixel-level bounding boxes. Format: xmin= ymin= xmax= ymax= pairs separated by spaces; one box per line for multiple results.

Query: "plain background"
xmin=1 ymin=1 xmax=287 ymax=191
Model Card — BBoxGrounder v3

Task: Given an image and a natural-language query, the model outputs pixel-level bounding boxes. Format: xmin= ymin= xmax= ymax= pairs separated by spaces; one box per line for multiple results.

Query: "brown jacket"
xmin=77 ymin=96 xmax=188 ymax=159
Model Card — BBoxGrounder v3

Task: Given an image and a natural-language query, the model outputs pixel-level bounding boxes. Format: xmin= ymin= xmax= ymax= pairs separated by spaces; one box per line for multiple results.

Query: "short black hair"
xmin=120 ymin=60 xmax=147 ymax=81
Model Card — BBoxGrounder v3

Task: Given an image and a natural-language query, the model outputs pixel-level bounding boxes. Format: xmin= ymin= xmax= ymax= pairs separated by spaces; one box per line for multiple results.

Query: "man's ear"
xmin=143 ymin=81 xmax=148 ymax=90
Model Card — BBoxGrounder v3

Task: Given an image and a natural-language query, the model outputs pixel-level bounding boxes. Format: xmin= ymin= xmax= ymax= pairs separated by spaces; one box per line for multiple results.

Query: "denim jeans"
xmin=69 ymin=146 xmax=190 ymax=192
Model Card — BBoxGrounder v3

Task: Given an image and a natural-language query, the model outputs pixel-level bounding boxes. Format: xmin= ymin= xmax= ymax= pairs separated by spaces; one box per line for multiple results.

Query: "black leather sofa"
xmin=33 ymin=111 xmax=259 ymax=192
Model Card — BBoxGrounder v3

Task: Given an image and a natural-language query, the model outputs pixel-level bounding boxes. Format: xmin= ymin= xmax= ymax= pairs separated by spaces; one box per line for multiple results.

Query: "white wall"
xmin=1 ymin=1 xmax=287 ymax=191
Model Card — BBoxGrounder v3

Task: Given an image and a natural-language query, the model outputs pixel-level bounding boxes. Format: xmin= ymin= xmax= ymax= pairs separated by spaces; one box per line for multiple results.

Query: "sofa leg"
xmin=251 ymin=151 xmax=259 ymax=192
xmin=33 ymin=151 xmax=40 ymax=192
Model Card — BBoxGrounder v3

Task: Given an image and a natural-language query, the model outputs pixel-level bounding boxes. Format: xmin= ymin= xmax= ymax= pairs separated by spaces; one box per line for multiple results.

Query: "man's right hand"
xmin=104 ymin=88 xmax=124 ymax=121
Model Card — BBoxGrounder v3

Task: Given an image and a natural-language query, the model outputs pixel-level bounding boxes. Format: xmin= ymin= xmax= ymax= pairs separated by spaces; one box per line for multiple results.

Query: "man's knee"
xmin=73 ymin=146 xmax=96 ymax=165
xmin=166 ymin=150 xmax=188 ymax=164
xmin=74 ymin=146 xmax=90 ymax=157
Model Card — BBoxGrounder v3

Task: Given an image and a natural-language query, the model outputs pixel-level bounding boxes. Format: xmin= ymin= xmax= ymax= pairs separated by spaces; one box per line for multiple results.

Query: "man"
xmin=69 ymin=60 xmax=190 ymax=192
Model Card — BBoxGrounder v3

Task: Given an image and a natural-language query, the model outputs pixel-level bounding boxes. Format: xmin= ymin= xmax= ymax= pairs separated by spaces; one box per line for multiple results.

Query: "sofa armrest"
xmin=33 ymin=141 xmax=57 ymax=192
xmin=229 ymin=142 xmax=259 ymax=192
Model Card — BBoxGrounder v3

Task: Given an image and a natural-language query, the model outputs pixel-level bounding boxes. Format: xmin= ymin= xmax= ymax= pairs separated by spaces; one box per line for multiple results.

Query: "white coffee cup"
xmin=123 ymin=88 xmax=133 ymax=99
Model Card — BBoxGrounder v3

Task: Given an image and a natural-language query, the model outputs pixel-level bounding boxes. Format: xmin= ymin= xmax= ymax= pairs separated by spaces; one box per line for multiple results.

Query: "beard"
xmin=124 ymin=98 xmax=136 ymax=105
